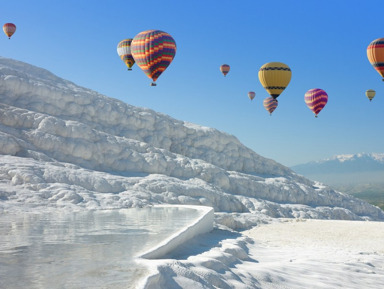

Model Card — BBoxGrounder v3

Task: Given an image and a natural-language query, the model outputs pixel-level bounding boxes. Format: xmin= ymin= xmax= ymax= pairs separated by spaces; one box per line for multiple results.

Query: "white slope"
xmin=0 ymin=56 xmax=383 ymax=226
xmin=142 ymin=219 xmax=384 ymax=289
xmin=1 ymin=57 xmax=384 ymax=289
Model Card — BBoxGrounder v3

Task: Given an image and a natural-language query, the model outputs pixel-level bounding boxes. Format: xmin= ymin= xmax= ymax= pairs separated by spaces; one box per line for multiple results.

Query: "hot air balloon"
xmin=131 ymin=30 xmax=176 ymax=86
xmin=248 ymin=91 xmax=256 ymax=101
xmin=220 ymin=64 xmax=230 ymax=77
xmin=367 ymin=38 xmax=384 ymax=81
xmin=365 ymin=89 xmax=376 ymax=101
xmin=263 ymin=97 xmax=278 ymax=115
xmin=258 ymin=62 xmax=291 ymax=99
xmin=3 ymin=23 xmax=16 ymax=39
xmin=304 ymin=88 xmax=328 ymax=117
xmin=117 ymin=39 xmax=135 ymax=71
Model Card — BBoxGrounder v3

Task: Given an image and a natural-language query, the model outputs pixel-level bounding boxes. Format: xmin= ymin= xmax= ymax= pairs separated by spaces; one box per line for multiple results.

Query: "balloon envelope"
xmin=304 ymin=88 xmax=328 ymax=117
xmin=220 ymin=64 xmax=230 ymax=76
xmin=367 ymin=38 xmax=384 ymax=80
xmin=3 ymin=23 xmax=16 ymax=39
xmin=263 ymin=97 xmax=278 ymax=115
xmin=365 ymin=89 xmax=376 ymax=101
xmin=131 ymin=30 xmax=176 ymax=85
xmin=248 ymin=91 xmax=256 ymax=100
xmin=117 ymin=39 xmax=135 ymax=70
xmin=258 ymin=62 xmax=291 ymax=99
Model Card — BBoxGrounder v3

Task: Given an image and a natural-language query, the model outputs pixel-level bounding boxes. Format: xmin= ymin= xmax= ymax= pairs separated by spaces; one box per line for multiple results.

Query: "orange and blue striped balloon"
xmin=131 ymin=30 xmax=176 ymax=86
xmin=304 ymin=88 xmax=328 ymax=117
xmin=263 ymin=97 xmax=278 ymax=115
xmin=367 ymin=38 xmax=384 ymax=80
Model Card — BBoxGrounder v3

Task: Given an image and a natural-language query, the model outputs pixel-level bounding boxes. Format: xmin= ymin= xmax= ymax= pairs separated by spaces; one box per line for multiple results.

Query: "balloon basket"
xmin=151 ymin=82 xmax=157 ymax=86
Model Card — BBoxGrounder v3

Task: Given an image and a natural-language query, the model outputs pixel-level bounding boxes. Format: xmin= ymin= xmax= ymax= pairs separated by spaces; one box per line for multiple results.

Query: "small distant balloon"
xmin=258 ymin=62 xmax=291 ymax=99
xmin=131 ymin=30 xmax=176 ymax=86
xmin=365 ymin=89 xmax=376 ymax=101
xmin=220 ymin=64 xmax=230 ymax=77
xmin=248 ymin=91 xmax=256 ymax=101
xmin=367 ymin=38 xmax=384 ymax=81
xmin=263 ymin=97 xmax=278 ymax=115
xmin=3 ymin=23 xmax=16 ymax=39
xmin=304 ymin=88 xmax=328 ymax=117
xmin=117 ymin=39 xmax=135 ymax=71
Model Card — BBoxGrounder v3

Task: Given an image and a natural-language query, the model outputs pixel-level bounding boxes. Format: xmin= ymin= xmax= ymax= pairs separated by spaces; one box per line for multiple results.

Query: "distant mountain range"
xmin=291 ymin=153 xmax=384 ymax=209
xmin=292 ymin=153 xmax=384 ymax=176
xmin=291 ymin=153 xmax=384 ymax=185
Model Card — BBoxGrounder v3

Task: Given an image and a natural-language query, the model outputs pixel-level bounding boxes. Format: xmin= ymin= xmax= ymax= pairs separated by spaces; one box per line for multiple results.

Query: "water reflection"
xmin=0 ymin=207 xmax=201 ymax=289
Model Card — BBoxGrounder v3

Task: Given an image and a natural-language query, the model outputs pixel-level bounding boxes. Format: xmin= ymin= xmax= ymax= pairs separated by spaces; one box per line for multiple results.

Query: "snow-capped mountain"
xmin=292 ymin=153 xmax=384 ymax=175
xmin=0 ymin=56 xmax=383 ymax=225
xmin=291 ymin=153 xmax=384 ymax=203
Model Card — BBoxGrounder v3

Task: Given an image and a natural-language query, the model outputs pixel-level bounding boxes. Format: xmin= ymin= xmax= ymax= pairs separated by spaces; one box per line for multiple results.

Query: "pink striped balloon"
xmin=304 ymin=88 xmax=328 ymax=117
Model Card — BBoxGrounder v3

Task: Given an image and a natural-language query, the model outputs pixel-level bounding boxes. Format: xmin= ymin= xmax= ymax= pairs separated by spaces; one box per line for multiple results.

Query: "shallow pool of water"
xmin=0 ymin=207 xmax=201 ymax=289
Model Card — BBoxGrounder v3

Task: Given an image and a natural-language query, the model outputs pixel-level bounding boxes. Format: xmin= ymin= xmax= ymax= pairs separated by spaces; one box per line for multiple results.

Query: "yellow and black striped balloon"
xmin=258 ymin=62 xmax=291 ymax=99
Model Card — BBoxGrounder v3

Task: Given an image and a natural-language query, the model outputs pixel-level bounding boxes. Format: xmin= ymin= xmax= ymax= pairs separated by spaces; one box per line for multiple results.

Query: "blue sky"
xmin=1 ymin=0 xmax=383 ymax=166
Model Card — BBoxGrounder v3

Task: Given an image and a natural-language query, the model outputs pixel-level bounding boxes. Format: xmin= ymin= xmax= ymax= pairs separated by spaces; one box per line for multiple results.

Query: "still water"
xmin=0 ymin=207 xmax=201 ymax=289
